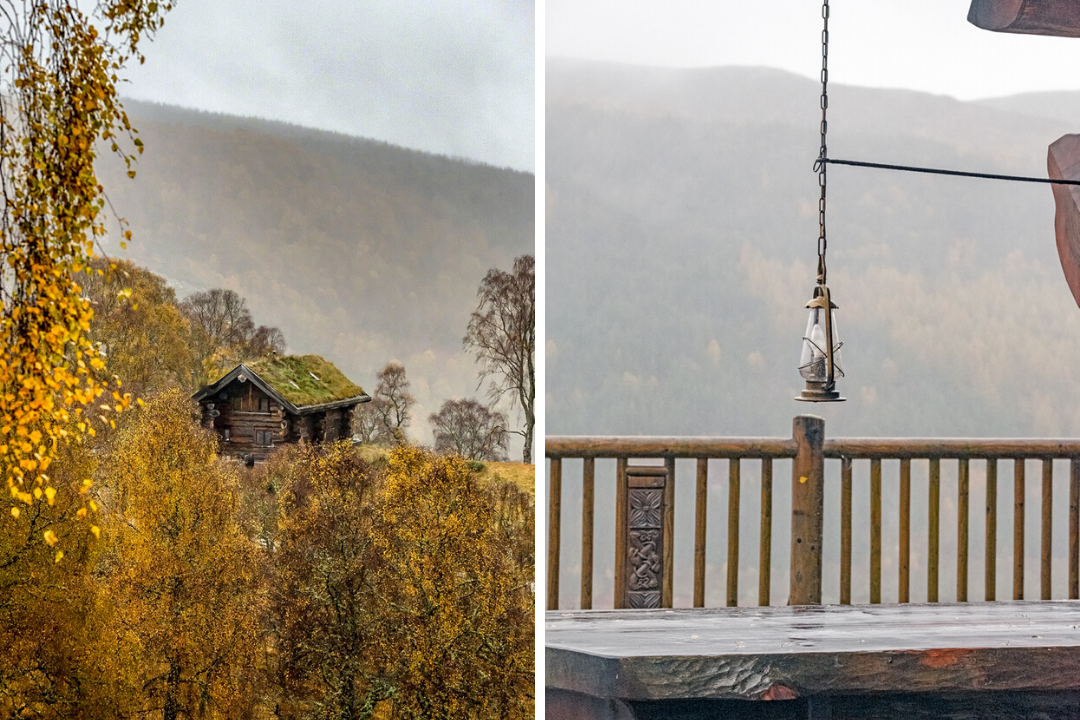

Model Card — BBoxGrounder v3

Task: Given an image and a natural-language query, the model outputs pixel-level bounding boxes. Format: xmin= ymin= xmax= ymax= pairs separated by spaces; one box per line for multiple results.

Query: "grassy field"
xmin=475 ymin=461 xmax=535 ymax=500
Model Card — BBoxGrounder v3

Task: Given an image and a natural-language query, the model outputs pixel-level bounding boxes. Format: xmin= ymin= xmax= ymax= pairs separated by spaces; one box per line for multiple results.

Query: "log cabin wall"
xmin=197 ymin=374 xmax=367 ymax=461
xmin=204 ymin=379 xmax=288 ymax=460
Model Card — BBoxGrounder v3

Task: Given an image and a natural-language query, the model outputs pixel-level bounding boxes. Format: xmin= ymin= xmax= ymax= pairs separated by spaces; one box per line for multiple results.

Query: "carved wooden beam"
xmin=969 ymin=0 xmax=1080 ymax=37
xmin=1048 ymin=135 xmax=1080 ymax=307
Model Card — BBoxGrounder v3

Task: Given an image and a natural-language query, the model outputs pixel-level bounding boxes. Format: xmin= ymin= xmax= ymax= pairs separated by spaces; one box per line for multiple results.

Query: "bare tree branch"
xmin=463 ymin=255 xmax=535 ymax=463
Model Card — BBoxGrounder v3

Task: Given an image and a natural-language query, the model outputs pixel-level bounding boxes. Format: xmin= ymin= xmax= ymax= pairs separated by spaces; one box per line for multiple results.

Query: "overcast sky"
xmin=548 ymin=0 xmax=1080 ymax=100
xmin=122 ymin=0 xmax=534 ymax=172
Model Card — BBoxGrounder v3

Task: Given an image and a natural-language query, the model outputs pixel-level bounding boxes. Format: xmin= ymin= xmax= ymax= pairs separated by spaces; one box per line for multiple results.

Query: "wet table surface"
xmin=546 ymin=602 xmax=1080 ymax=701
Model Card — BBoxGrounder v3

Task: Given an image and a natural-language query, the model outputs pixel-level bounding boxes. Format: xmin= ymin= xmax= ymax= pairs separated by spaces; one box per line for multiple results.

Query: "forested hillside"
xmin=547 ymin=57 xmax=1080 ymax=439
xmin=97 ymin=100 xmax=534 ymax=443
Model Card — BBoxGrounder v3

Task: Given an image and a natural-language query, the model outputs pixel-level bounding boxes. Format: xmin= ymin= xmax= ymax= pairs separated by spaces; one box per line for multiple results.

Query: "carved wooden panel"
xmin=621 ymin=468 xmax=669 ymax=610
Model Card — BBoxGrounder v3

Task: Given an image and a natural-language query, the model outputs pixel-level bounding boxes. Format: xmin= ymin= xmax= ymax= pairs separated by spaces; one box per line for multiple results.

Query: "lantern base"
xmin=796 ymin=383 xmax=845 ymax=403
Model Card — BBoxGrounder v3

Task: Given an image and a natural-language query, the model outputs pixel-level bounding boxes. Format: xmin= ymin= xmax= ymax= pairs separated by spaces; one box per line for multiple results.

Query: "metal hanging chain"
xmin=814 ymin=0 xmax=830 ymax=286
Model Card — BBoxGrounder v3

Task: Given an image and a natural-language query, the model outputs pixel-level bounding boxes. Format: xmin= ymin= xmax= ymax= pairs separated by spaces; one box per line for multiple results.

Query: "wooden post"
xmin=547 ymin=458 xmax=562 ymax=611
xmin=759 ymin=458 xmax=773 ymax=607
xmin=840 ymin=457 xmax=852 ymax=605
xmin=580 ymin=458 xmax=595 ymax=610
xmin=790 ymin=415 xmax=825 ymax=606
xmin=958 ymin=458 xmax=970 ymax=602
xmin=1070 ymin=458 xmax=1079 ymax=600
xmin=871 ymin=459 xmax=883 ymax=604
xmin=987 ymin=459 xmax=998 ymax=602
xmin=619 ymin=464 xmax=671 ymax=609
xmin=1042 ymin=459 xmax=1053 ymax=601
xmin=899 ymin=458 xmax=911 ymax=604
xmin=1014 ymin=458 xmax=1026 ymax=601
xmin=694 ymin=458 xmax=708 ymax=608
xmin=663 ymin=457 xmax=676 ymax=608
xmin=928 ymin=458 xmax=941 ymax=603
xmin=614 ymin=459 xmax=628 ymax=608
xmin=726 ymin=458 xmax=741 ymax=607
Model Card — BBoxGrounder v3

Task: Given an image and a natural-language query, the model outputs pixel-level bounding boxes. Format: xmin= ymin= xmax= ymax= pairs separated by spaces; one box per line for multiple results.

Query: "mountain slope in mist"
xmin=97 ymin=100 xmax=534 ymax=445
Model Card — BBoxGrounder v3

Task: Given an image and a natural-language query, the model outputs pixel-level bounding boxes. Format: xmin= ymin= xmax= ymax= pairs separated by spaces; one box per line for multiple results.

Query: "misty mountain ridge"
xmin=95 ymin=98 xmax=534 ymax=449
xmin=547 ymin=58 xmax=1080 ymax=441
xmin=118 ymin=98 xmax=525 ymax=172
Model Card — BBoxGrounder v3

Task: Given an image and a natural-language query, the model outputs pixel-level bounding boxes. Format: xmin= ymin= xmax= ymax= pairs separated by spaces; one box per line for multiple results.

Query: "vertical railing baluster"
xmin=759 ymin=458 xmax=773 ymax=606
xmin=928 ymin=458 xmax=940 ymax=603
xmin=580 ymin=457 xmax=595 ymax=610
xmin=663 ymin=457 xmax=676 ymax=608
xmin=547 ymin=458 xmax=562 ymax=611
xmin=1014 ymin=458 xmax=1025 ymax=600
xmin=1070 ymin=458 xmax=1079 ymax=600
xmin=840 ymin=457 xmax=852 ymax=605
xmin=870 ymin=458 xmax=882 ymax=604
xmin=614 ymin=458 xmax=628 ymax=609
xmin=1042 ymin=458 xmax=1053 ymax=600
xmin=986 ymin=458 xmax=998 ymax=602
xmin=899 ymin=458 xmax=911 ymax=604
xmin=694 ymin=458 xmax=708 ymax=608
xmin=958 ymin=458 xmax=970 ymax=602
xmin=727 ymin=458 xmax=741 ymax=607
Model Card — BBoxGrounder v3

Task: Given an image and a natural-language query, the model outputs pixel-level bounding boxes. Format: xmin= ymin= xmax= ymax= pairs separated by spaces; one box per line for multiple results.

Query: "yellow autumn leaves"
xmin=0 ymin=0 xmax=171 ymax=522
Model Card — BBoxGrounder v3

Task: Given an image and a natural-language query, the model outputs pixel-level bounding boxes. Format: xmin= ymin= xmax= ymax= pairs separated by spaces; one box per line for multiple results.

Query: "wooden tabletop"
xmin=547 ymin=602 xmax=1080 ymax=701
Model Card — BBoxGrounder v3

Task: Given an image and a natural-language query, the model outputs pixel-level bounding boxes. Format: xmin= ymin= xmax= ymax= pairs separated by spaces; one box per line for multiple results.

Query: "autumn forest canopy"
xmin=0 ymin=2 xmax=535 ymax=718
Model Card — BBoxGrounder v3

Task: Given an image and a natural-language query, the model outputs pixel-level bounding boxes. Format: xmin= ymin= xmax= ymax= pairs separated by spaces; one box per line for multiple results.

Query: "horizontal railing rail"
xmin=547 ymin=437 xmax=1080 ymax=459
xmin=546 ymin=419 xmax=1080 ymax=611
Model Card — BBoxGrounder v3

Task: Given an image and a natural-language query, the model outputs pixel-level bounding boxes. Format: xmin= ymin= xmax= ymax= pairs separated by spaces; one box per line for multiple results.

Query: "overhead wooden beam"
xmin=1048 ymin=135 xmax=1080 ymax=307
xmin=969 ymin=0 xmax=1080 ymax=38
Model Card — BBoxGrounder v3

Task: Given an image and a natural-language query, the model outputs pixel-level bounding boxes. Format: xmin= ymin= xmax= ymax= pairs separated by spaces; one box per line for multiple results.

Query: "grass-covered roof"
xmin=247 ymin=355 xmax=365 ymax=407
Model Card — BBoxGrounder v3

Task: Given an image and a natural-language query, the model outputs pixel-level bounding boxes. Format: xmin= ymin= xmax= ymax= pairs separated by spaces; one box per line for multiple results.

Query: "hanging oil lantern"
xmin=797 ymin=283 xmax=844 ymax=402
xmin=797 ymin=0 xmax=844 ymax=403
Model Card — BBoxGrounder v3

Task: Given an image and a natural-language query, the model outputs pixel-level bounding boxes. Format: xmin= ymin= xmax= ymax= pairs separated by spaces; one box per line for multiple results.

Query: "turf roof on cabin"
xmin=246 ymin=355 xmax=365 ymax=407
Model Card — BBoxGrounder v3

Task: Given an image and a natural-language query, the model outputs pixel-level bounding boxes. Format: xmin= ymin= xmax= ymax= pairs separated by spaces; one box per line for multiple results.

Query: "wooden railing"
xmin=545 ymin=415 xmax=1080 ymax=610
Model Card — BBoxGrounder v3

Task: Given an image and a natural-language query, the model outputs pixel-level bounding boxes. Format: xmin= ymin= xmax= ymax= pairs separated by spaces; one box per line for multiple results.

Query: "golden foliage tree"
xmin=99 ymin=390 xmax=265 ymax=720
xmin=82 ymin=258 xmax=194 ymax=395
xmin=372 ymin=447 xmax=533 ymax=719
xmin=0 ymin=435 xmax=134 ymax=719
xmin=0 ymin=0 xmax=172 ymax=511
xmin=268 ymin=444 xmax=533 ymax=720
xmin=267 ymin=442 xmax=386 ymax=719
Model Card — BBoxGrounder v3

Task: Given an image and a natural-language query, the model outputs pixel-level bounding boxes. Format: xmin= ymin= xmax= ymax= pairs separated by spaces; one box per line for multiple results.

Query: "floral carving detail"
xmin=630 ymin=488 xmax=663 ymax=528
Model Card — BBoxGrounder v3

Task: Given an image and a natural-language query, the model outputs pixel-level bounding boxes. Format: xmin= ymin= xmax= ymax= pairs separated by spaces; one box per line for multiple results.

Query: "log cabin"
xmin=192 ymin=354 xmax=371 ymax=461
